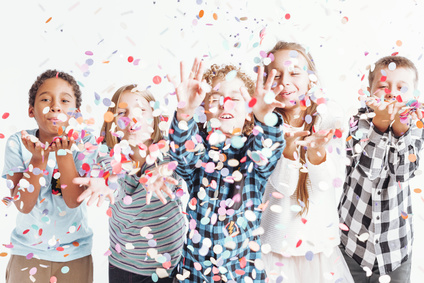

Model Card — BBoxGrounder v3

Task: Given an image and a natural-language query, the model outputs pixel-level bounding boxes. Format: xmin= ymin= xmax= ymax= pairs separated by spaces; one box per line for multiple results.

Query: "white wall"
xmin=0 ymin=0 xmax=424 ymax=282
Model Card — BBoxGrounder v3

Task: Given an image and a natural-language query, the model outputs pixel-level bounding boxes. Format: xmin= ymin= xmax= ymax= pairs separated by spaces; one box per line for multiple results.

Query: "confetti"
xmin=45 ymin=17 xmax=52 ymax=23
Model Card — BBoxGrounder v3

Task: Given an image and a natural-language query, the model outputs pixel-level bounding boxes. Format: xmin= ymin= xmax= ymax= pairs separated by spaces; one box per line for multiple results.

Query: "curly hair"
xmin=369 ymin=55 xmax=418 ymax=89
xmin=29 ymin=69 xmax=82 ymax=108
xmin=202 ymin=64 xmax=255 ymax=135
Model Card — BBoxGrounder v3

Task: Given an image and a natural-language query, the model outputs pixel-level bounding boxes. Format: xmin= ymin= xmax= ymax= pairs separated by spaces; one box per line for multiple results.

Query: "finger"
xmin=195 ymin=59 xmax=204 ymax=81
xmin=417 ymin=109 xmax=423 ymax=120
xmin=256 ymin=66 xmax=264 ymax=91
xmin=270 ymin=101 xmax=286 ymax=110
xmin=146 ymin=191 xmax=152 ymax=205
xmin=97 ymin=194 xmax=106 ymax=207
xmin=295 ymin=140 xmax=309 ymax=147
xmin=73 ymin=177 xmax=91 ymax=186
xmin=155 ymin=190 xmax=167 ymax=204
xmin=273 ymin=85 xmax=284 ymax=96
xmin=87 ymin=192 xmax=100 ymax=206
xmin=289 ymin=130 xmax=310 ymax=139
xmin=77 ymin=188 xmax=92 ymax=203
xmin=189 ymin=58 xmax=198 ymax=80
xmin=264 ymin=69 xmax=276 ymax=91
xmin=161 ymin=184 xmax=175 ymax=200
xmin=61 ymin=136 xmax=68 ymax=148
xmin=240 ymin=86 xmax=252 ymax=104
xmin=164 ymin=176 xmax=178 ymax=185
xmin=108 ymin=193 xmax=115 ymax=205
xmin=69 ymin=137 xmax=75 ymax=147
xmin=388 ymin=103 xmax=394 ymax=115
xmin=180 ymin=61 xmax=185 ymax=82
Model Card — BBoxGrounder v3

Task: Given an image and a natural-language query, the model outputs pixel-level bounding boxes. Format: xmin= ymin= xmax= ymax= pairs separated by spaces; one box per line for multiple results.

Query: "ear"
xmin=367 ymin=86 xmax=371 ymax=93
xmin=28 ymin=106 xmax=35 ymax=118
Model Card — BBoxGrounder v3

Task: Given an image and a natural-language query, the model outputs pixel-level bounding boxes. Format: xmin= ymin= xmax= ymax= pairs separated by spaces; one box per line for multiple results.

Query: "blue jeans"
xmin=109 ymin=263 xmax=175 ymax=283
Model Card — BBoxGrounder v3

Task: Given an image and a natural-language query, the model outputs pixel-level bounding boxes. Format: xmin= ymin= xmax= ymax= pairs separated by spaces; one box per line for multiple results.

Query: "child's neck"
xmin=284 ymin=107 xmax=304 ymax=127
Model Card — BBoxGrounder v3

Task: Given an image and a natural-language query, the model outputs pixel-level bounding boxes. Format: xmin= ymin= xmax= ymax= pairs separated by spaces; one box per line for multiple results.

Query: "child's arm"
xmin=6 ymin=131 xmax=51 ymax=213
xmin=347 ymin=111 xmax=390 ymax=180
xmin=167 ymin=58 xmax=207 ymax=122
xmin=51 ymin=136 xmax=85 ymax=208
xmin=167 ymin=58 xmax=208 ymax=182
xmin=387 ymin=123 xmax=424 ymax=182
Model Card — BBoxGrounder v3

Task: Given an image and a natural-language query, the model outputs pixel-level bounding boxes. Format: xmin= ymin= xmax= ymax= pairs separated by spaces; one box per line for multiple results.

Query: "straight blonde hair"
xmin=101 ymin=84 xmax=163 ymax=148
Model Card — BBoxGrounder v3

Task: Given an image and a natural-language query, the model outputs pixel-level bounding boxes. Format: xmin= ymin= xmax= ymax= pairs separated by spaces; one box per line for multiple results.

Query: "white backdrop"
xmin=1 ymin=0 xmax=424 ymax=282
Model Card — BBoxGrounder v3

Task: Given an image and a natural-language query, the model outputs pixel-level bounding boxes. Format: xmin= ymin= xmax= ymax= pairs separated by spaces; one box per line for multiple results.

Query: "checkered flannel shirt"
xmin=339 ymin=106 xmax=424 ymax=275
xmin=169 ymin=113 xmax=285 ymax=282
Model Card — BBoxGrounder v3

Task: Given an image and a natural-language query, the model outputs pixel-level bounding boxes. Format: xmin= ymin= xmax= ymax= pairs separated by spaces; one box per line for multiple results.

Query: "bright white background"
xmin=0 ymin=0 xmax=424 ymax=282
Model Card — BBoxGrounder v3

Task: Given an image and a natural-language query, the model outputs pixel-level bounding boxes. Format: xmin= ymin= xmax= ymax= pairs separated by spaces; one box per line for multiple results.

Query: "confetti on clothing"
xmin=97 ymin=153 xmax=186 ymax=277
xmin=339 ymin=106 xmax=424 ymax=275
xmin=2 ymin=129 xmax=97 ymax=262
xmin=169 ymin=113 xmax=285 ymax=282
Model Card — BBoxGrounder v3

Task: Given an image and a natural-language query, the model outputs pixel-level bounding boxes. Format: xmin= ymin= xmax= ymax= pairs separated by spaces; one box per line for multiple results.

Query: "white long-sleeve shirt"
xmin=260 ymin=102 xmax=346 ymax=257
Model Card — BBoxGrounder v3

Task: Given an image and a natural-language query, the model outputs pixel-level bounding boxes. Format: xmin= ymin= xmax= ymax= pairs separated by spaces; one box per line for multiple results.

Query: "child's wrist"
xmin=176 ymin=110 xmax=194 ymax=122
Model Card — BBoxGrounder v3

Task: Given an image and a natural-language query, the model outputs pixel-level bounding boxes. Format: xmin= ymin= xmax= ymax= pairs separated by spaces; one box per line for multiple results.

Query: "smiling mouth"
xmin=279 ymin=91 xmax=294 ymax=96
xmin=219 ymin=113 xmax=234 ymax=119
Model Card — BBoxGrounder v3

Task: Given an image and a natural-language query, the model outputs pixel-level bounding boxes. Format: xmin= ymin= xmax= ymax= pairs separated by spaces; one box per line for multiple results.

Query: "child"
xmin=2 ymin=69 xmax=96 ymax=282
xmin=167 ymin=59 xmax=286 ymax=282
xmin=74 ymin=85 xmax=186 ymax=282
xmin=259 ymin=41 xmax=354 ymax=283
xmin=339 ymin=55 xmax=424 ymax=282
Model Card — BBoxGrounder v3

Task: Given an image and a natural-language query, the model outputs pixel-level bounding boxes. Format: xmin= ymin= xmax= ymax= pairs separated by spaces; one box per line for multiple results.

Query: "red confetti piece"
xmin=128 ymin=56 xmax=134 ymax=63
xmin=56 ymin=247 xmax=64 ymax=251
xmin=23 ymin=229 xmax=30 ymax=234
xmin=0 ymin=133 xmax=4 ymax=139
xmin=335 ymin=129 xmax=342 ymax=138
xmin=361 ymin=74 xmax=365 ymax=81
xmin=391 ymin=52 xmax=399 ymax=56
xmin=384 ymin=88 xmax=390 ymax=94
xmin=239 ymin=257 xmax=247 ymax=268
xmin=301 ymin=218 xmax=307 ymax=224
xmin=285 ymin=13 xmax=290 ymax=20
xmin=296 ymin=239 xmax=302 ymax=247
xmin=248 ymin=98 xmax=257 ymax=108
xmin=82 ymin=163 xmax=90 ymax=171
xmin=38 ymin=229 xmax=43 ymax=236
xmin=2 ymin=113 xmax=9 ymax=119
xmin=240 ymin=156 xmax=247 ymax=163
xmin=153 ymin=76 xmax=162 ymax=84
xmin=396 ymin=95 xmax=403 ymax=102
xmin=380 ymin=76 xmax=387 ymax=82
xmin=106 ymin=207 xmax=112 ymax=217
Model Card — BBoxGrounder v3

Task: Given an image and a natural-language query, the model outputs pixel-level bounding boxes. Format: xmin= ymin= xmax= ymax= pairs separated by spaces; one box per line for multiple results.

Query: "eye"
xmin=41 ymin=98 xmax=49 ymax=102
xmin=62 ymin=99 xmax=70 ymax=103
xmin=117 ymin=111 xmax=126 ymax=116
xmin=378 ymin=85 xmax=386 ymax=89
xmin=274 ymin=75 xmax=281 ymax=79
xmin=292 ymin=72 xmax=300 ymax=76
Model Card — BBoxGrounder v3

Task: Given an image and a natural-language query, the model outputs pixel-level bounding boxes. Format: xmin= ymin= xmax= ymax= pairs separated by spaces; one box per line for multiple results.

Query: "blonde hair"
xmin=101 ymin=84 xmax=163 ymax=148
xmin=369 ymin=55 xmax=418 ymax=89
xmin=202 ymin=64 xmax=255 ymax=135
xmin=265 ymin=41 xmax=321 ymax=214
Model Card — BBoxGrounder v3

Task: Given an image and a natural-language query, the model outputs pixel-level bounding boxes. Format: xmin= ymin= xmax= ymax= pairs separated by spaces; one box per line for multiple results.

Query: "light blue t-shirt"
xmin=2 ymin=129 xmax=96 ymax=262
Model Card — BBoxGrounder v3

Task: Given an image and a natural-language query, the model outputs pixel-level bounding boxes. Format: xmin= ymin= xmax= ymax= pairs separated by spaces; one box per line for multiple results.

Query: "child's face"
xmin=116 ymin=90 xmax=154 ymax=144
xmin=369 ymin=67 xmax=415 ymax=101
xmin=267 ymin=49 xmax=310 ymax=110
xmin=29 ymin=78 xmax=78 ymax=140
xmin=204 ymin=77 xmax=249 ymax=135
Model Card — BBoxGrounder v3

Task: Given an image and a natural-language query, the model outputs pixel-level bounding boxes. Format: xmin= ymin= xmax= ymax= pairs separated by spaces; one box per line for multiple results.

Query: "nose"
xmin=281 ymin=73 xmax=292 ymax=87
xmin=50 ymin=99 xmax=62 ymax=112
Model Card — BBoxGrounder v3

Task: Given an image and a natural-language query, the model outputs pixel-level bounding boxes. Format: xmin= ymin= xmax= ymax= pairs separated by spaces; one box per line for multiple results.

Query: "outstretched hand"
xmin=21 ymin=130 xmax=51 ymax=162
xmin=74 ymin=177 xmax=116 ymax=207
xmin=243 ymin=66 xmax=285 ymax=124
xmin=143 ymin=162 xmax=179 ymax=205
xmin=167 ymin=58 xmax=207 ymax=121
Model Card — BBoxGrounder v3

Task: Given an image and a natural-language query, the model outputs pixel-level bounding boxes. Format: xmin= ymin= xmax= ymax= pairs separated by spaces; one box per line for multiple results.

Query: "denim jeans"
xmin=109 ymin=263 xmax=175 ymax=283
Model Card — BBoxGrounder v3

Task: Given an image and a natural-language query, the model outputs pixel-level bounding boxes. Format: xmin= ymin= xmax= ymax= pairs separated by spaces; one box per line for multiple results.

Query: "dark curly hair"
xmin=202 ymin=64 xmax=255 ymax=135
xmin=29 ymin=69 xmax=82 ymax=108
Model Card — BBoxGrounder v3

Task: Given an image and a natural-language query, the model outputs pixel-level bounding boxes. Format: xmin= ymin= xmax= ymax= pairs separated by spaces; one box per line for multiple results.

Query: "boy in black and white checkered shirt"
xmin=338 ymin=55 xmax=424 ymax=283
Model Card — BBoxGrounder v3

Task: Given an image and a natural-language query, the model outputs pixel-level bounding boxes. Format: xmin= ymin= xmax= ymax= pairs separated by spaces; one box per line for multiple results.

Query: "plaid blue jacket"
xmin=169 ymin=113 xmax=285 ymax=282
